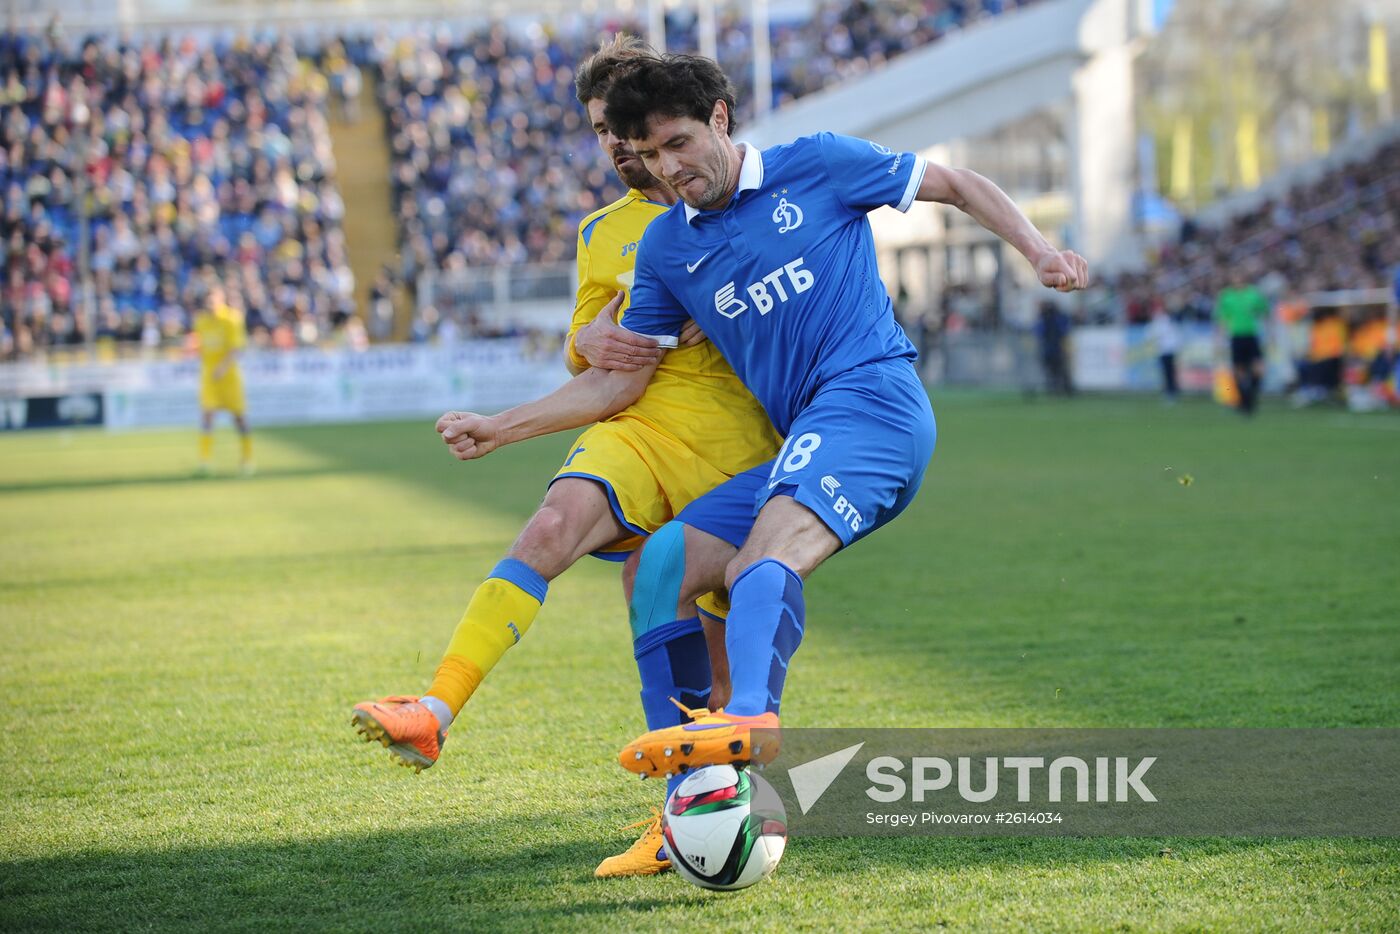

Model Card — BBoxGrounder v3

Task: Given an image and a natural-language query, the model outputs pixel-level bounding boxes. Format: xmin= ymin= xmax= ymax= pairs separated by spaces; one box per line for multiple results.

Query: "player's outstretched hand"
xmin=436 ymin=411 xmax=502 ymax=461
xmin=679 ymin=318 xmax=708 ymax=347
xmin=574 ymin=292 xmax=663 ymax=371
xmin=1035 ymin=249 xmax=1090 ymax=292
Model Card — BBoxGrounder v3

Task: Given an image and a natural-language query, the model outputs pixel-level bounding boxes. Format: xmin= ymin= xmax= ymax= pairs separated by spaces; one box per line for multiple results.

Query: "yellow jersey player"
xmin=193 ymin=284 xmax=253 ymax=474
xmin=350 ymin=37 xmax=781 ymax=877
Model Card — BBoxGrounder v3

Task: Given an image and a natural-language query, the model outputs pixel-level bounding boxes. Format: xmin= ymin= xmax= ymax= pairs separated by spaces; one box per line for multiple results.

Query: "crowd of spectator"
xmin=1 ymin=1 xmax=1043 ymax=359
xmin=1099 ymin=137 xmax=1400 ymax=326
xmin=0 ymin=26 xmax=357 ymax=360
xmin=376 ymin=0 xmax=1036 ymax=337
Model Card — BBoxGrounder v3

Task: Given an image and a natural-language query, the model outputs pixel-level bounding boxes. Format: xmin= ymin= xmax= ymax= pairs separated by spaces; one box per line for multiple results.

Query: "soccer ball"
xmin=662 ymin=764 xmax=787 ymax=891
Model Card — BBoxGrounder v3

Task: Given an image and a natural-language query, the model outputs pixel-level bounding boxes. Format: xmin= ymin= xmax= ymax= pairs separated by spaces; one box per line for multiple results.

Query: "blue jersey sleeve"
xmin=815 ymin=132 xmax=927 ymax=216
xmin=618 ymin=232 xmax=687 ymax=348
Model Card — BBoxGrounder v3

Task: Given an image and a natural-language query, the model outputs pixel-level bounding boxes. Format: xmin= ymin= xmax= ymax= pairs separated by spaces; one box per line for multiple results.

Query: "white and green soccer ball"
xmin=661 ymin=764 xmax=788 ymax=891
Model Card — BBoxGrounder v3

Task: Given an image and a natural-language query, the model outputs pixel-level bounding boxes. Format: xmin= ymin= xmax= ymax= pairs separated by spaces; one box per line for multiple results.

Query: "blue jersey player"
xmin=439 ymin=53 xmax=1088 ymax=781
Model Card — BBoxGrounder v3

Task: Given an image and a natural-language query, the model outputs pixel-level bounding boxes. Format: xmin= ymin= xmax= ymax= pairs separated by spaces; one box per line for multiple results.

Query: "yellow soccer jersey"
xmin=561 ymin=190 xmax=781 ymax=551
xmin=195 ymin=304 xmax=246 ymax=374
xmin=195 ymin=305 xmax=247 ymax=414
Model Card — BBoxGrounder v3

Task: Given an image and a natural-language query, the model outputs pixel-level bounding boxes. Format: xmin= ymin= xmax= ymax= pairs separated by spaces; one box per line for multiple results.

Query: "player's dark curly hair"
xmin=574 ymin=33 xmax=661 ymax=106
xmin=603 ymin=53 xmax=738 ymax=141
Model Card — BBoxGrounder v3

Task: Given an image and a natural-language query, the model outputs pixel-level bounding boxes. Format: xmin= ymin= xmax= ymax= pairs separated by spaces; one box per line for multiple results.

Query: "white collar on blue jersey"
xmin=682 ymin=140 xmax=762 ymax=225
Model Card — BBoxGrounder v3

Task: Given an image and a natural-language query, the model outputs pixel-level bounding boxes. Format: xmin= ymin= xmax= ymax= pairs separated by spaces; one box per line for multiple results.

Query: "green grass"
xmin=1 ymin=394 xmax=1397 ymax=932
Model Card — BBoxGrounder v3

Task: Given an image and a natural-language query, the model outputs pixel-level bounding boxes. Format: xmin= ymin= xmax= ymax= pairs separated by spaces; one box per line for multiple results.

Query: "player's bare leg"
xmin=197 ymin=410 xmax=215 ymax=474
xmin=619 ymin=498 xmax=838 ymax=778
xmin=724 ymin=495 xmax=840 ymax=590
xmin=353 ymin=478 xmax=627 ymax=770
xmin=233 ymin=413 xmax=254 ymax=475
xmin=507 ymin=478 xmax=628 ymax=579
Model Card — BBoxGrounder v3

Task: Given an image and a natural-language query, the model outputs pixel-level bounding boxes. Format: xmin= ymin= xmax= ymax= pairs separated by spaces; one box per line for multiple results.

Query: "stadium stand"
xmin=0 ymin=28 xmax=353 ymax=359
xmin=1 ymin=3 xmax=1037 ymax=357
xmin=1103 ymin=136 xmax=1400 ymax=325
xmin=374 ymin=0 xmax=1038 ymax=339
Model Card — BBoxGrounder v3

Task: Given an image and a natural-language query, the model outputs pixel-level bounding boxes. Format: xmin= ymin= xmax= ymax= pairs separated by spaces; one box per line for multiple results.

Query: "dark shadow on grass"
xmin=0 ymin=819 xmax=711 ymax=933
xmin=274 ymin=419 xmax=577 ymax=525
xmin=0 ymin=541 xmax=491 ymax=596
xmin=0 ymin=465 xmax=355 ymax=496
xmin=0 ymin=824 xmax=1358 ymax=933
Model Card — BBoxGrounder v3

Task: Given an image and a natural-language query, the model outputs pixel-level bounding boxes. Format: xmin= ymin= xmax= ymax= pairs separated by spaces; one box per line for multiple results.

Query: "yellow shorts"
xmin=200 ymin=373 xmax=246 ymax=414
xmin=696 ymin=590 xmax=730 ymax=622
xmin=551 ymin=416 xmax=739 ymax=559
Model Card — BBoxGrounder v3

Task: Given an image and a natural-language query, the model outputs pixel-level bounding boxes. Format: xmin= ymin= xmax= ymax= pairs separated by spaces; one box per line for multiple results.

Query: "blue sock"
xmin=634 ymin=617 xmax=712 ymax=799
xmin=724 ymin=559 xmax=805 ymax=717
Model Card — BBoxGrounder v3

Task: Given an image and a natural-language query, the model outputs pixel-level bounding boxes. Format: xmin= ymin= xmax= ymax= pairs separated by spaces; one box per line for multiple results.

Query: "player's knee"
xmin=677 ymin=524 xmax=735 ymax=606
xmin=511 ymin=506 xmax=575 ymax=570
xmin=724 ymin=554 xmax=753 ymax=592
xmin=679 ymin=556 xmax=722 ymax=608
xmin=726 ymin=551 xmax=807 ymax=591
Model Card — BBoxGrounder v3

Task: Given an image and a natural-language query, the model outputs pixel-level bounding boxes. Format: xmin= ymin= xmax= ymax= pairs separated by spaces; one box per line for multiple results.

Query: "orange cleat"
xmin=594 ymin=810 xmax=672 ymax=878
xmin=618 ymin=698 xmax=779 ymax=779
xmin=351 ymin=695 xmax=445 ymax=772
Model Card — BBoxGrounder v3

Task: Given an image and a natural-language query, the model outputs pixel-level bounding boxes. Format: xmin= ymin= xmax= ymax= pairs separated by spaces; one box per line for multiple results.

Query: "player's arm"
xmin=438 ymin=364 xmax=656 ymax=461
xmin=565 ymin=228 xmax=681 ymax=374
xmin=213 ymin=311 xmax=247 ymax=379
xmin=444 ymin=238 xmax=691 ymax=460
xmin=572 ymin=295 xmax=666 ymax=373
xmin=573 ymin=301 xmax=708 ymax=371
xmin=441 ymin=297 xmax=660 ymax=461
xmin=211 ymin=347 xmax=240 ymax=380
xmin=916 ymin=165 xmax=1089 ymax=292
xmin=1212 ymin=293 xmax=1229 ymax=339
xmin=563 ymin=230 xmax=598 ymax=375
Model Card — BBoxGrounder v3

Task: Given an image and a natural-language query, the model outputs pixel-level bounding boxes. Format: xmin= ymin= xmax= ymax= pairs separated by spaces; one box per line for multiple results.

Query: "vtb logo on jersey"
xmin=713 ymin=257 xmax=815 ymax=320
xmin=714 ymin=281 xmax=749 ymax=319
xmin=772 ymin=197 xmax=804 ymax=233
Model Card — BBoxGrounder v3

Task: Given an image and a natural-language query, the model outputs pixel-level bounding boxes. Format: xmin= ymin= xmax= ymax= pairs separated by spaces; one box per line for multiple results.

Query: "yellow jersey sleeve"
xmin=566 ymin=192 xmax=661 ymax=372
xmin=565 ymin=228 xmax=606 ymax=371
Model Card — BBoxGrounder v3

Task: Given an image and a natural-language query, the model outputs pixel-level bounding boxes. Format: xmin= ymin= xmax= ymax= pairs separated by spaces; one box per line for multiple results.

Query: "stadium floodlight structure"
xmin=638 ymin=0 xmax=774 ymax=119
xmin=744 ymin=0 xmax=1153 ymax=269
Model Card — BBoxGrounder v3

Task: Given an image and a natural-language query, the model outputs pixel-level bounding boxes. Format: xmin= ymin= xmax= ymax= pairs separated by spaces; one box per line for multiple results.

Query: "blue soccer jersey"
xmin=623 ymin=132 xmax=926 ymax=435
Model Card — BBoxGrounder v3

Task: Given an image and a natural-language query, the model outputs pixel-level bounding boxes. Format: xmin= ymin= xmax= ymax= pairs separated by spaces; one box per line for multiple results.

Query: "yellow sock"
xmin=426 ymin=559 xmax=548 ymax=716
xmin=240 ymin=434 xmax=253 ymax=463
xmin=198 ymin=433 xmax=213 ymax=462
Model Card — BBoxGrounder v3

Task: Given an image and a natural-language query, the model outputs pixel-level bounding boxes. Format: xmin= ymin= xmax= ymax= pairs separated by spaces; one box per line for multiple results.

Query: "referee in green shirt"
xmin=1215 ymin=272 xmax=1271 ymax=415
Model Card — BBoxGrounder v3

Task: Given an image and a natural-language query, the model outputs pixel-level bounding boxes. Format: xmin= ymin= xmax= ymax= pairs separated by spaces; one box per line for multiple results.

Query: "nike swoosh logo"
xmin=768 ymin=475 xmax=793 ymax=489
xmin=686 ymin=252 xmax=712 ymax=273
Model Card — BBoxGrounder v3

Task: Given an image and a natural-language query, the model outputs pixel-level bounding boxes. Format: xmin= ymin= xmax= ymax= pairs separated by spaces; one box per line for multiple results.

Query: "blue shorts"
xmin=678 ymin=360 xmax=936 ymax=549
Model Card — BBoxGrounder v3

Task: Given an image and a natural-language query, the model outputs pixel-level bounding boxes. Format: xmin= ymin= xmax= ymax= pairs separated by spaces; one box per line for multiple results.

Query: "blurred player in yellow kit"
xmin=350 ymin=36 xmax=781 ymax=876
xmin=193 ymin=283 xmax=253 ymax=474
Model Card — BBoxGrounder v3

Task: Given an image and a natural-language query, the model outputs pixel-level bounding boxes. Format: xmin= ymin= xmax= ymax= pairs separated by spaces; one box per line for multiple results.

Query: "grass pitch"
xmin=1 ymin=394 xmax=1397 ymax=931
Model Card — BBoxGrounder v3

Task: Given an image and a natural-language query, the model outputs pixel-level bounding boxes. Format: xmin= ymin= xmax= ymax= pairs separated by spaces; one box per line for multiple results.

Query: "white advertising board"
xmin=93 ymin=340 xmax=568 ymax=431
